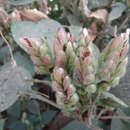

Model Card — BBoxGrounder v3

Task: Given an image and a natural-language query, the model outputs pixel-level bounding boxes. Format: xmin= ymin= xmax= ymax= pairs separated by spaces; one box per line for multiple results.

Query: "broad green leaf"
xmin=0 ymin=46 xmax=14 ymax=62
xmin=11 ymin=18 xmax=63 ymax=55
xmin=27 ymin=100 xmax=40 ymax=114
xmin=62 ymin=120 xmax=91 ymax=130
xmin=8 ymin=0 xmax=41 ymax=6
xmin=7 ymin=121 xmax=26 ymax=130
xmin=0 ymin=66 xmax=32 ymax=112
xmin=65 ymin=12 xmax=81 ymax=26
xmin=69 ymin=26 xmax=82 ymax=41
xmin=7 ymin=101 xmax=21 ymax=119
xmin=1 ymin=52 xmax=35 ymax=76
xmin=41 ymin=110 xmax=57 ymax=125
xmin=62 ymin=120 xmax=107 ymax=130
xmin=111 ymin=107 xmax=130 ymax=130
xmin=108 ymin=2 xmax=126 ymax=22
xmin=0 ymin=119 xmax=5 ymax=130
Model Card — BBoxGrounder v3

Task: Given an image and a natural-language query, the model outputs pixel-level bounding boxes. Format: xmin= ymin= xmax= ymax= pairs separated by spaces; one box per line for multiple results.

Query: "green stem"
xmin=24 ymin=78 xmax=52 ymax=87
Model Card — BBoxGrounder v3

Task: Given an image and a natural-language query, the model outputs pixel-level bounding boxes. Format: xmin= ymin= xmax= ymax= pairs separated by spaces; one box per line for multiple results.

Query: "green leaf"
xmin=8 ymin=0 xmax=41 ymax=6
xmin=62 ymin=120 xmax=107 ymax=130
xmin=27 ymin=100 xmax=40 ymax=114
xmin=1 ymin=52 xmax=35 ymax=76
xmin=11 ymin=18 xmax=63 ymax=55
xmin=41 ymin=110 xmax=57 ymax=125
xmin=62 ymin=120 xmax=91 ymax=130
xmin=7 ymin=101 xmax=21 ymax=119
xmin=0 ymin=38 xmax=4 ymax=47
xmin=7 ymin=121 xmax=26 ymax=130
xmin=0 ymin=119 xmax=5 ymax=130
xmin=0 ymin=66 xmax=32 ymax=112
xmin=0 ymin=46 xmax=14 ymax=62
xmin=111 ymin=107 xmax=130 ymax=130
xmin=69 ymin=25 xmax=82 ymax=41
xmin=65 ymin=12 xmax=81 ymax=26
xmin=108 ymin=2 xmax=126 ymax=22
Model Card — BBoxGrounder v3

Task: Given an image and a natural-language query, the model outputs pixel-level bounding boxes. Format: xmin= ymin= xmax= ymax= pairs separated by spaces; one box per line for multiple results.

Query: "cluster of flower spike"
xmin=20 ymin=28 xmax=129 ymax=112
xmin=19 ymin=37 xmax=53 ymax=74
xmin=52 ymin=67 xmax=79 ymax=111
xmin=98 ymin=29 xmax=129 ymax=90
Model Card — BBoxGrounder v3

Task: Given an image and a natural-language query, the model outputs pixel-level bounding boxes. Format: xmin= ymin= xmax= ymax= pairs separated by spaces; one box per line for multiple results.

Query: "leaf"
xmin=8 ymin=0 xmax=40 ymax=6
xmin=65 ymin=11 xmax=81 ymax=26
xmin=0 ymin=119 xmax=5 ymax=130
xmin=1 ymin=52 xmax=35 ymax=76
xmin=41 ymin=110 xmax=57 ymax=125
xmin=108 ymin=2 xmax=126 ymax=22
xmin=0 ymin=46 xmax=14 ymax=62
xmin=7 ymin=101 xmax=21 ymax=119
xmin=111 ymin=107 xmax=130 ymax=130
xmin=102 ymin=91 xmax=128 ymax=107
xmin=88 ymin=0 xmax=109 ymax=9
xmin=26 ymin=91 xmax=61 ymax=109
xmin=0 ymin=66 xmax=32 ymax=112
xmin=69 ymin=26 xmax=82 ymax=41
xmin=110 ymin=55 xmax=130 ymax=105
xmin=0 ymin=38 xmax=3 ymax=47
xmin=27 ymin=100 xmax=40 ymax=114
xmin=7 ymin=121 xmax=26 ymax=130
xmin=62 ymin=120 xmax=91 ymax=130
xmin=11 ymin=18 xmax=63 ymax=55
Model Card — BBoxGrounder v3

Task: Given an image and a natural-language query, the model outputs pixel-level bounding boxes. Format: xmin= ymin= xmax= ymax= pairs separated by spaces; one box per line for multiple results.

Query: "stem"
xmin=23 ymin=90 xmax=61 ymax=109
xmin=25 ymin=78 xmax=52 ymax=87
xmin=0 ymin=31 xmax=16 ymax=67
xmin=86 ymin=94 xmax=102 ymax=130
xmin=99 ymin=115 xmax=130 ymax=120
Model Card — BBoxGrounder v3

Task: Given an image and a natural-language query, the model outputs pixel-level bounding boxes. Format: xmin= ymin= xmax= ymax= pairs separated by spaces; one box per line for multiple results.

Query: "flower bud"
xmin=86 ymin=84 xmax=96 ymax=93
xmin=29 ymin=38 xmax=43 ymax=52
xmin=53 ymin=67 xmax=66 ymax=84
xmin=53 ymin=38 xmax=63 ymax=56
xmin=121 ymin=44 xmax=129 ymax=58
xmin=116 ymin=66 xmax=126 ymax=78
xmin=67 ymin=84 xmax=76 ymax=98
xmin=30 ymin=55 xmax=42 ymax=65
xmin=34 ymin=66 xmax=49 ymax=75
xmin=66 ymin=41 xmax=73 ymax=57
xmin=56 ymin=92 xmax=66 ymax=105
xmin=101 ymin=83 xmax=110 ymax=91
xmin=40 ymin=44 xmax=50 ymax=56
xmin=63 ymin=76 xmax=71 ymax=91
xmin=52 ymin=81 xmax=62 ymax=92
xmin=111 ymin=77 xmax=120 ymax=87
xmin=69 ymin=93 xmax=79 ymax=105
xmin=19 ymin=37 xmax=42 ymax=56
xmin=56 ymin=51 xmax=67 ymax=68
xmin=42 ymin=54 xmax=53 ymax=68
xmin=83 ymin=74 xmax=95 ymax=85
xmin=57 ymin=28 xmax=68 ymax=45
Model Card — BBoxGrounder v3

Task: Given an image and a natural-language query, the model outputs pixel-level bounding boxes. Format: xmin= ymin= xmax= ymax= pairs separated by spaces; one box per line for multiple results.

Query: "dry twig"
xmin=0 ymin=30 xmax=16 ymax=66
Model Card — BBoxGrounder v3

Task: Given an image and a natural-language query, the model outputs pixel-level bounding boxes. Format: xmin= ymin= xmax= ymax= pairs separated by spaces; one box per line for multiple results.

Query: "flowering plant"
xmin=20 ymin=27 xmax=129 ymax=128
